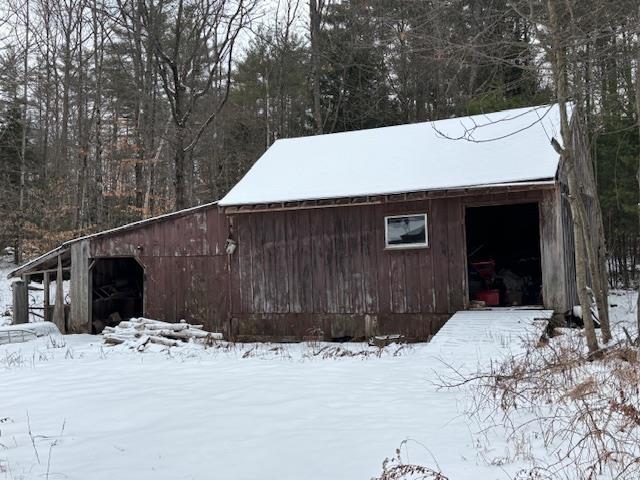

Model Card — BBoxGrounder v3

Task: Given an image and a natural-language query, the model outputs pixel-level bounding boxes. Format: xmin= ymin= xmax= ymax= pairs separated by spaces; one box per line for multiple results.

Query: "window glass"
xmin=385 ymin=214 xmax=427 ymax=248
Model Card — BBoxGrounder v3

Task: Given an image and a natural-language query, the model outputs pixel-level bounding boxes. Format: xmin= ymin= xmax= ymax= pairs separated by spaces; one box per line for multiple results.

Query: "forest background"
xmin=0 ymin=0 xmax=638 ymax=288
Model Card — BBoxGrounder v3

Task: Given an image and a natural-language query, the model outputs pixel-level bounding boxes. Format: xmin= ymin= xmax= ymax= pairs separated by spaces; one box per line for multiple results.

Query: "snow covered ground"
xmin=2 ymin=249 xmax=637 ymax=479
xmin=0 ymin=309 xmax=555 ymax=479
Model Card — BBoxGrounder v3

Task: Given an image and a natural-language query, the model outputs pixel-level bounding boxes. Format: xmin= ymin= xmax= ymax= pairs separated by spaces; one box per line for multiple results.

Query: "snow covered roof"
xmin=219 ymin=104 xmax=567 ymax=207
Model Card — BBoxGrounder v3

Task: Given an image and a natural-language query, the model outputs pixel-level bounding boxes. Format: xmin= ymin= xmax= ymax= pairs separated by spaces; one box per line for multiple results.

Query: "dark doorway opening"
xmin=91 ymin=257 xmax=144 ymax=333
xmin=466 ymin=203 xmax=542 ymax=307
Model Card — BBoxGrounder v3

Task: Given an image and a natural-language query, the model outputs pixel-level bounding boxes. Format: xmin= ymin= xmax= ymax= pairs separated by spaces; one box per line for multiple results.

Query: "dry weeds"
xmin=439 ymin=328 xmax=640 ymax=479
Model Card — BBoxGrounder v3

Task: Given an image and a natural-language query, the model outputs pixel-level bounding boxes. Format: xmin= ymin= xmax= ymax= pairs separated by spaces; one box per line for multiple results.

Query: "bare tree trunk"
xmin=309 ymin=0 xmax=323 ymax=134
xmin=75 ymin=18 xmax=88 ymax=230
xmin=569 ymin=168 xmax=600 ymax=353
xmin=17 ymin=0 xmax=30 ymax=265
xmin=635 ymin=4 xmax=640 ymax=337
xmin=547 ymin=0 xmax=599 ymax=353
xmin=60 ymin=8 xmax=72 ymax=177
xmin=92 ymin=0 xmax=104 ymax=225
xmin=143 ymin=116 xmax=170 ymax=217
xmin=174 ymin=122 xmax=187 ymax=210
xmin=133 ymin=0 xmax=145 ymax=211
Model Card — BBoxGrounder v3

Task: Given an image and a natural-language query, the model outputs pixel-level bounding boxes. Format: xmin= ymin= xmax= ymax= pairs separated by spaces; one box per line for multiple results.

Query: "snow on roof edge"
xmin=219 ymin=179 xmax=558 ymax=207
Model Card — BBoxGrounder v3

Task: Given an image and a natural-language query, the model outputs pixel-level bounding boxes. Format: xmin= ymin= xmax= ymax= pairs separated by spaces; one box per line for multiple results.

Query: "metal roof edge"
xmin=219 ymin=179 xmax=557 ymax=209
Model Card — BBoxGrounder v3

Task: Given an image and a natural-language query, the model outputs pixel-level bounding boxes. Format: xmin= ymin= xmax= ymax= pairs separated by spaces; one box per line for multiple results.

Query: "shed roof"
xmin=8 ymin=201 xmax=220 ymax=280
xmin=219 ymin=104 xmax=567 ymax=207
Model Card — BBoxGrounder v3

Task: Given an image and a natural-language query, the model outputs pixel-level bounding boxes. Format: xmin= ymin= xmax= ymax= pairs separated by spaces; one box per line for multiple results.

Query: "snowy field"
xmin=1 ymin=252 xmax=638 ymax=479
xmin=0 ymin=318 xmax=553 ymax=478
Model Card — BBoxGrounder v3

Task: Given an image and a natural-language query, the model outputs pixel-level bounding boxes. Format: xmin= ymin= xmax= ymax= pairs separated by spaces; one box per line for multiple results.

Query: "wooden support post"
xmin=53 ymin=255 xmax=66 ymax=333
xmin=12 ymin=278 xmax=28 ymax=324
xmin=69 ymin=240 xmax=91 ymax=333
xmin=43 ymin=271 xmax=50 ymax=322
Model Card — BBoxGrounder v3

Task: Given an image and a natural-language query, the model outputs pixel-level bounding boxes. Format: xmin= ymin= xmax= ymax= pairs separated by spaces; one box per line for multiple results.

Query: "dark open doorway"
xmin=91 ymin=257 xmax=144 ymax=333
xmin=466 ymin=203 xmax=542 ymax=307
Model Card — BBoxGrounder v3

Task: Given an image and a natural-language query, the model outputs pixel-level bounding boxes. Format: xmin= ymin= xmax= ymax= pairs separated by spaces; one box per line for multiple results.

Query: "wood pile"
xmin=102 ymin=318 xmax=223 ymax=350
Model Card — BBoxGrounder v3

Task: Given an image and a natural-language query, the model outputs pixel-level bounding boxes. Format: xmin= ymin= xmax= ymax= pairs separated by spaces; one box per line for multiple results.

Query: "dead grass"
xmin=372 ymin=441 xmax=449 ymax=480
xmin=439 ymin=328 xmax=640 ymax=479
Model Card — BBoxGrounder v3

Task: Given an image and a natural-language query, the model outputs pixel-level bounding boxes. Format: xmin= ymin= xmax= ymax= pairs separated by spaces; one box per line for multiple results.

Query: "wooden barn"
xmin=9 ymin=104 xmax=580 ymax=341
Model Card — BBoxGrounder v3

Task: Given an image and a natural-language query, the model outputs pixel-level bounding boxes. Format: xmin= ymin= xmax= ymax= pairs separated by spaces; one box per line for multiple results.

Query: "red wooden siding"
xmin=80 ymin=186 xmax=563 ymax=341
xmin=89 ymin=206 xmax=230 ymax=332
xmin=229 ymin=189 xmax=554 ymax=341
xmin=229 ymin=197 xmax=466 ymax=340
xmin=231 ymin=197 xmax=470 ymax=315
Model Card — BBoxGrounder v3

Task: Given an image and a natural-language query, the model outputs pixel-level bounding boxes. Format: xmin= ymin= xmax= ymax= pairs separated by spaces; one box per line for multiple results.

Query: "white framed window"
xmin=385 ymin=214 xmax=428 ymax=249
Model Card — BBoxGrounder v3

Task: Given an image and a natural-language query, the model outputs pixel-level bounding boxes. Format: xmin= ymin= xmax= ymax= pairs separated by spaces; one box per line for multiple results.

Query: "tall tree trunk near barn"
xmin=635 ymin=4 xmax=640 ymax=338
xmin=142 ymin=0 xmax=253 ymax=210
xmin=17 ymin=0 xmax=29 ymax=265
xmin=560 ymin=0 xmax=612 ymax=342
xmin=547 ymin=0 xmax=599 ymax=353
xmin=60 ymin=6 xmax=72 ymax=177
xmin=174 ymin=122 xmax=187 ymax=210
xmin=309 ymin=0 xmax=323 ymax=135
xmin=92 ymin=0 xmax=104 ymax=225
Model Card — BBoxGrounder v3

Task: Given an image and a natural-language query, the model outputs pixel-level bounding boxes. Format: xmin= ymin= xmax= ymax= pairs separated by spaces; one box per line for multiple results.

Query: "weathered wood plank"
xmin=43 ymin=272 xmax=50 ymax=322
xmin=361 ymin=204 xmax=379 ymax=314
xmin=236 ymin=215 xmax=253 ymax=314
xmin=336 ymin=207 xmax=352 ymax=314
xmin=375 ymin=203 xmax=392 ymax=314
xmin=404 ymin=251 xmax=422 ymax=313
xmin=418 ymin=200 xmax=435 ymax=313
xmin=310 ymin=208 xmax=327 ymax=314
xmin=349 ymin=206 xmax=364 ymax=314
xmin=447 ymin=198 xmax=466 ymax=311
xmin=540 ymin=188 xmax=567 ymax=311
xmin=389 ymin=251 xmax=407 ymax=313
xmin=250 ymin=213 xmax=266 ymax=313
xmin=263 ymin=212 xmax=277 ymax=313
xmin=273 ymin=211 xmax=289 ymax=313
xmin=430 ymin=199 xmax=450 ymax=313
xmin=288 ymin=210 xmax=305 ymax=313
xmin=69 ymin=239 xmax=91 ymax=333
xmin=324 ymin=208 xmax=338 ymax=313
xmin=12 ymin=279 xmax=28 ymax=324
xmin=298 ymin=210 xmax=314 ymax=313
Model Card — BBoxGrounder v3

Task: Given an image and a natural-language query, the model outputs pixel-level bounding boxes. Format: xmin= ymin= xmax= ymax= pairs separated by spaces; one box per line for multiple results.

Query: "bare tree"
xmin=308 ymin=0 xmax=324 ymax=134
xmin=140 ymin=0 xmax=254 ymax=209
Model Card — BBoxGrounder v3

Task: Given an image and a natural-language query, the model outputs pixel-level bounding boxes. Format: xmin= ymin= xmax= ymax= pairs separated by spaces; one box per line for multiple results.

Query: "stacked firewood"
xmin=102 ymin=318 xmax=223 ymax=350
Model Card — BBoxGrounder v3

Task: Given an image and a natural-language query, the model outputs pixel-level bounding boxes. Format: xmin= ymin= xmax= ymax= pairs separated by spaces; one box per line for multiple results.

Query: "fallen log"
xmin=148 ymin=335 xmax=180 ymax=347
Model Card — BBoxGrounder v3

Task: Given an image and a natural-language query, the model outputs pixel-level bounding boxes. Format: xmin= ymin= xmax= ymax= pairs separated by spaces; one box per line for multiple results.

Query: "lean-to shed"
xmin=219 ymin=104 xmax=578 ymax=341
xmin=8 ymin=202 xmax=231 ymax=333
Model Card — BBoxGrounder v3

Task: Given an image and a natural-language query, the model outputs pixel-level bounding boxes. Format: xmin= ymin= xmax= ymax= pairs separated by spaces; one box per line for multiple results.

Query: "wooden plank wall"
xmin=230 ymin=189 xmax=565 ymax=341
xmin=230 ymin=197 xmax=466 ymax=340
xmin=89 ymin=206 xmax=230 ymax=332
xmin=78 ymin=187 xmax=569 ymax=341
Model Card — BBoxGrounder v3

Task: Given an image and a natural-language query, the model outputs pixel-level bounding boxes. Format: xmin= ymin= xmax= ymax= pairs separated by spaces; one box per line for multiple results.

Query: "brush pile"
xmin=102 ymin=317 xmax=223 ymax=350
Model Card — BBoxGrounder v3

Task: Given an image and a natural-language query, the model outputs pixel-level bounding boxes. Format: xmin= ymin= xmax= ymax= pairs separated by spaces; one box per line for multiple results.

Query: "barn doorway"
xmin=91 ymin=257 xmax=144 ymax=333
xmin=465 ymin=203 xmax=542 ymax=307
